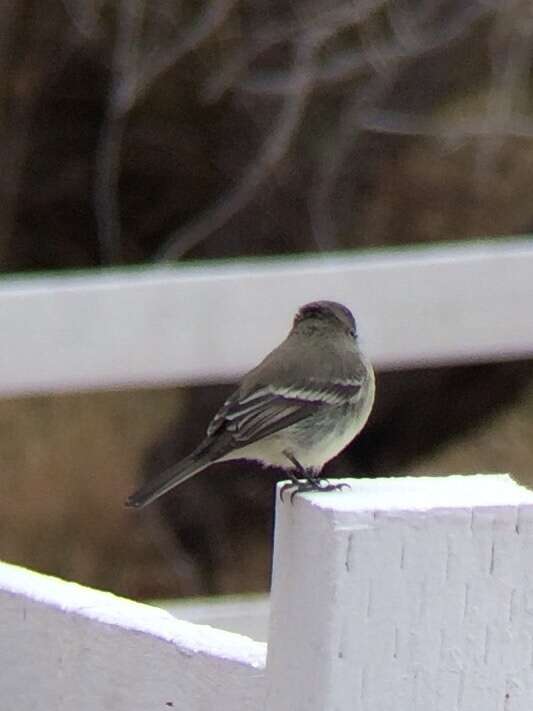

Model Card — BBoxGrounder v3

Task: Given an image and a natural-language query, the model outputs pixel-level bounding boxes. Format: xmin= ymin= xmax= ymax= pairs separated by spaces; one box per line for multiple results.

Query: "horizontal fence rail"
xmin=0 ymin=238 xmax=532 ymax=395
xmin=0 ymin=561 xmax=266 ymax=711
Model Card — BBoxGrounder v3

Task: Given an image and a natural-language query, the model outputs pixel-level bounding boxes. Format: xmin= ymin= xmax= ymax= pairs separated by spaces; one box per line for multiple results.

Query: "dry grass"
xmin=406 ymin=379 xmax=533 ymax=488
xmin=0 ymin=387 xmax=205 ymax=598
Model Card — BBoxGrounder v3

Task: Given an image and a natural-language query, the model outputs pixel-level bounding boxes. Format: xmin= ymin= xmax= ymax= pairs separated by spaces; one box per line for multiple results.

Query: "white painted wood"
xmin=0 ymin=561 xmax=266 ymax=711
xmin=0 ymin=238 xmax=532 ymax=396
xmin=265 ymin=474 xmax=533 ymax=711
xmin=4 ymin=475 xmax=533 ymax=709
xmin=159 ymin=594 xmax=270 ymax=642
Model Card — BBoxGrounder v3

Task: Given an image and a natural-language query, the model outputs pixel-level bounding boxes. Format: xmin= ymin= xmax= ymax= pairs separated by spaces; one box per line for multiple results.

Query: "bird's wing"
xmin=207 ymin=378 xmax=363 ymax=446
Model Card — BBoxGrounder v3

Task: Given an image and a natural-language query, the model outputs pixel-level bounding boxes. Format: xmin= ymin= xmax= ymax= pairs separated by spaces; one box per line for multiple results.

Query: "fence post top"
xmin=277 ymin=474 xmax=533 ymax=516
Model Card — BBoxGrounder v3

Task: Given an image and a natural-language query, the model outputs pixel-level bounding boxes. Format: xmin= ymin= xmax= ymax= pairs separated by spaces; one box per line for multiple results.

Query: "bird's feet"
xmin=280 ymin=478 xmax=351 ymax=503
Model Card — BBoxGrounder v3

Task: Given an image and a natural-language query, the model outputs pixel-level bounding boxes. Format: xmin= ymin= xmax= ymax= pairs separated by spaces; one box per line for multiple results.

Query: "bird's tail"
xmin=125 ymin=449 xmax=213 ymax=509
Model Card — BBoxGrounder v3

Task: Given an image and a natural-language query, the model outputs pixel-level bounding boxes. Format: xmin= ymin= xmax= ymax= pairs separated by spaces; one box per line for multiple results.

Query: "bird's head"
xmin=293 ymin=301 xmax=357 ymax=339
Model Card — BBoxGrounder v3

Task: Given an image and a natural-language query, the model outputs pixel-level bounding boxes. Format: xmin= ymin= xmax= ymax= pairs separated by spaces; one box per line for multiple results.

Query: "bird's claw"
xmin=279 ymin=481 xmax=297 ymax=502
xmin=280 ymin=479 xmax=351 ymax=503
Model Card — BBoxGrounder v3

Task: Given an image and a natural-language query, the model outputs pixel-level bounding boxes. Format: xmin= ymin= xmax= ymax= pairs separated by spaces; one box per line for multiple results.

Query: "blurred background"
xmin=1 ymin=0 xmax=533 ymax=603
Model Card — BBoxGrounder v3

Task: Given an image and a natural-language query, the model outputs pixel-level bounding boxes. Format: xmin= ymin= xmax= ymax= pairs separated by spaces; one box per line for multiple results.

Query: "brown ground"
xmin=407 ymin=379 xmax=533 ymax=489
xmin=0 ymin=389 xmax=195 ymax=599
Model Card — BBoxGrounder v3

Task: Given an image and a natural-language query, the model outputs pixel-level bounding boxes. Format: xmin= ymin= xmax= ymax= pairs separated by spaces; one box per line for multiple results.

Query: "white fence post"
xmin=265 ymin=474 xmax=533 ymax=711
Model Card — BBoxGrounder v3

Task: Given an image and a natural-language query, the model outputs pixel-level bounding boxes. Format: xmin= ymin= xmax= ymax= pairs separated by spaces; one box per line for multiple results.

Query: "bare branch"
xmin=60 ymin=0 xmax=105 ymax=40
xmin=238 ymin=2 xmax=491 ymax=95
xmin=470 ymin=5 xmax=533 ymax=183
xmin=125 ymin=0 xmax=239 ymax=113
xmin=203 ymin=0 xmax=385 ymax=100
xmin=484 ymin=8 xmax=533 ymax=134
xmin=155 ymin=35 xmax=321 ymax=261
xmin=309 ymin=70 xmax=400 ymax=251
xmin=93 ymin=0 xmax=145 ymax=264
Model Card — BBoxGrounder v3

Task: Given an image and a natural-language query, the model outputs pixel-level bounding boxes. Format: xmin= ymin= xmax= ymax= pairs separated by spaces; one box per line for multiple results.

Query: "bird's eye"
xmin=350 ymin=328 xmax=356 ymax=338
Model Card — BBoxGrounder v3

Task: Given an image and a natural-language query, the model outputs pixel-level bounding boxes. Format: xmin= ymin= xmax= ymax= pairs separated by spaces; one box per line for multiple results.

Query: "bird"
xmin=126 ymin=300 xmax=375 ymax=508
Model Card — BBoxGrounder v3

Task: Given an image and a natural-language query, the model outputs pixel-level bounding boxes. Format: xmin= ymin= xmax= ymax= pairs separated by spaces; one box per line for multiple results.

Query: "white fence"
xmin=2 ymin=474 xmax=533 ymax=710
xmin=1 ymin=241 xmax=533 ymax=708
xmin=0 ymin=238 xmax=532 ymax=395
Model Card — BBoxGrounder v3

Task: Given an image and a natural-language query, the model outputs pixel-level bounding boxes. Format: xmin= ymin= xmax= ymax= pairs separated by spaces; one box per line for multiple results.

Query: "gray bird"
xmin=126 ymin=300 xmax=375 ymax=508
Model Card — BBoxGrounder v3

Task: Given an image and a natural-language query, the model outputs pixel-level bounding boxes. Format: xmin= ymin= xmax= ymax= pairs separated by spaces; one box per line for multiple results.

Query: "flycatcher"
xmin=126 ymin=300 xmax=375 ymax=507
